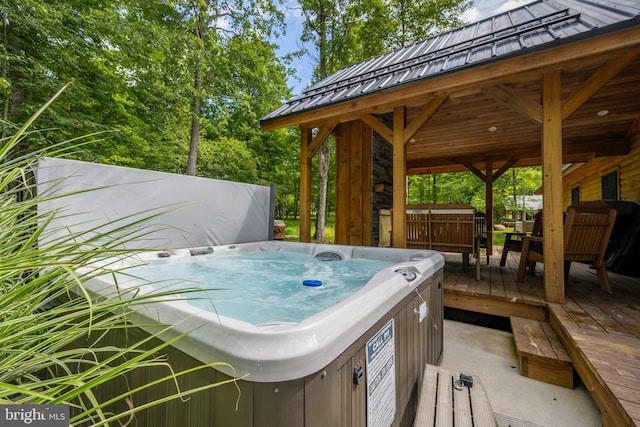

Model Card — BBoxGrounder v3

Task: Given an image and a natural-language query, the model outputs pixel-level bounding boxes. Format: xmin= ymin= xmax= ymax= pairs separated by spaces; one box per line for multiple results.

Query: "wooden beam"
xmin=562 ymin=50 xmax=640 ymax=120
xmin=406 ymin=131 xmax=629 ymax=174
xmin=392 ymin=107 xmax=407 ymax=248
xmin=485 ymin=160 xmax=493 ymax=256
xmin=299 ymin=127 xmax=313 ymax=242
xmin=408 ymin=153 xmax=541 ymax=170
xmin=444 ymin=292 xmax=547 ymax=321
xmin=459 ymin=161 xmax=486 ymax=181
xmin=307 ymin=122 xmax=336 ymax=159
xmin=334 ymin=124 xmax=349 ymax=245
xmin=492 ymin=158 xmax=518 ymax=181
xmin=541 ymin=71 xmax=565 ymax=304
xmin=481 ymin=84 xmax=543 ymax=124
xmin=403 ymin=96 xmax=448 ymax=143
xmin=360 ymin=113 xmax=393 ymax=144
xmin=627 ymin=114 xmax=640 ymax=138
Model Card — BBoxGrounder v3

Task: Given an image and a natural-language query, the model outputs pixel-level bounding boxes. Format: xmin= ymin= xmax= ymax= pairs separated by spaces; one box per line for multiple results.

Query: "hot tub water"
xmin=126 ymin=251 xmax=395 ymax=324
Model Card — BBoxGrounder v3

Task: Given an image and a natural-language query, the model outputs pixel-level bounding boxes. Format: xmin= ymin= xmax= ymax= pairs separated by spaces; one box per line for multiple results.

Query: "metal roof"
xmin=261 ymin=0 xmax=640 ymax=125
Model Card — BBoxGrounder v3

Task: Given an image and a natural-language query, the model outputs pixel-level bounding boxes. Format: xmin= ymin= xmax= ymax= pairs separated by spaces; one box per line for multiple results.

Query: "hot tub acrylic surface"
xmin=83 ymin=241 xmax=445 ymax=426
xmin=125 ymin=249 xmax=400 ymax=324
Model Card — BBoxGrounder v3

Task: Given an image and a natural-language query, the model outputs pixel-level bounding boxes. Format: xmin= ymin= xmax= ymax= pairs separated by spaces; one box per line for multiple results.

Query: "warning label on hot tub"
xmin=366 ymin=318 xmax=395 ymax=427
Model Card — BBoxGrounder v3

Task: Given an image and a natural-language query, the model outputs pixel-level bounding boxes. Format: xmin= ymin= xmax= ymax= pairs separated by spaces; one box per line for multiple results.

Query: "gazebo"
xmin=261 ymin=0 xmax=640 ymax=304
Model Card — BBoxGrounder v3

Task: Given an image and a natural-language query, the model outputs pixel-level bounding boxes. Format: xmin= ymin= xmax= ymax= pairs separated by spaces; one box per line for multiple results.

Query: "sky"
xmin=276 ymin=0 xmax=536 ymax=95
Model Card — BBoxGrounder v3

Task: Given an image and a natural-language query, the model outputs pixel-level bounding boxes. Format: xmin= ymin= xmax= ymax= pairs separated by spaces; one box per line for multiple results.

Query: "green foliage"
xmin=0 ymin=91 xmax=234 ymax=425
xmin=1 ymin=0 xmax=295 ymax=184
xmin=494 ymin=167 xmax=543 ymax=220
xmin=386 ymin=0 xmax=468 ymax=48
xmin=197 ymin=136 xmax=258 ymax=182
xmin=407 ymin=172 xmax=485 ymax=207
xmin=278 ymin=217 xmax=336 ymax=243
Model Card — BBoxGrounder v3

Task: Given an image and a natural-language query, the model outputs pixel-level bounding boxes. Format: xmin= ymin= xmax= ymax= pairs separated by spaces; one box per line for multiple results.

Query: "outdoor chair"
xmin=475 ymin=212 xmax=490 ymax=265
xmin=500 ymin=211 xmax=543 ymax=267
xmin=516 ymin=201 xmax=618 ymax=293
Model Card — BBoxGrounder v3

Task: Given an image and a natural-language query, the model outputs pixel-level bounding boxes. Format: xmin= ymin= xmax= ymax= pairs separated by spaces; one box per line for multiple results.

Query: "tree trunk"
xmin=512 ymin=169 xmax=518 ymax=218
xmin=431 ymin=175 xmax=437 ymax=203
xmin=186 ymin=63 xmax=202 ymax=176
xmin=313 ymin=141 xmax=329 ymax=240
xmin=185 ymin=0 xmax=209 ymax=176
xmin=313 ymin=7 xmax=329 ymax=241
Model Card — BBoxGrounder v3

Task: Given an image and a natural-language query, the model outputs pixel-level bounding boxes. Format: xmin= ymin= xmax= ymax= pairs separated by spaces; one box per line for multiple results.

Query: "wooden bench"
xmin=414 ymin=364 xmax=496 ymax=427
xmin=407 ymin=204 xmax=481 ymax=280
xmin=510 ymin=316 xmax=574 ymax=388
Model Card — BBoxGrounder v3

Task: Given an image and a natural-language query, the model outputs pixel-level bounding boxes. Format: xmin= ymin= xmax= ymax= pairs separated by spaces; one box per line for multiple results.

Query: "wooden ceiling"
xmin=403 ymin=49 xmax=640 ymax=175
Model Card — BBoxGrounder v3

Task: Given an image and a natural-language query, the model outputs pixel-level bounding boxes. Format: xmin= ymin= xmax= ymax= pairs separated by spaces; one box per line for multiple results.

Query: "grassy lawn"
xmin=280 ymin=217 xmax=512 ymax=247
xmin=493 ymin=228 xmax=510 ymax=246
xmin=280 ymin=218 xmax=335 ymax=243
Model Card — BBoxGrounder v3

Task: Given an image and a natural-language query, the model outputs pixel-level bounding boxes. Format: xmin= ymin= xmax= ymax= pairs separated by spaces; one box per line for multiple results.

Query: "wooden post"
xmin=299 ymin=127 xmax=312 ymax=243
xmin=485 ymin=160 xmax=493 ymax=255
xmin=392 ymin=107 xmax=406 ymax=248
xmin=541 ymin=71 xmax=565 ymax=304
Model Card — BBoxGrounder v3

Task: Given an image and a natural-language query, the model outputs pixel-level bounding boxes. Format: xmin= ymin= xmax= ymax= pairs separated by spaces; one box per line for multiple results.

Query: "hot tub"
xmin=83 ymin=241 xmax=444 ymax=426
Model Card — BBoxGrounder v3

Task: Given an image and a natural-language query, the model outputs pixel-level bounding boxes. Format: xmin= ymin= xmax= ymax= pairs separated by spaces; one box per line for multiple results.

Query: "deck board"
xmin=414 ymin=365 xmax=496 ymax=427
xmin=442 ymin=247 xmax=640 ymax=427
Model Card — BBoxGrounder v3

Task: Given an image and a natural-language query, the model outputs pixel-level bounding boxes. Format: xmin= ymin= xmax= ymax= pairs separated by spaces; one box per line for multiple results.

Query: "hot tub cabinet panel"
xmin=81 ymin=242 xmax=444 ymax=426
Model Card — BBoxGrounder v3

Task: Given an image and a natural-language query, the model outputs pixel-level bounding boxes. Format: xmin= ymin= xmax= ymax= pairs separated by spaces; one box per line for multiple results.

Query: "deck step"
xmin=510 ymin=316 xmax=574 ymax=388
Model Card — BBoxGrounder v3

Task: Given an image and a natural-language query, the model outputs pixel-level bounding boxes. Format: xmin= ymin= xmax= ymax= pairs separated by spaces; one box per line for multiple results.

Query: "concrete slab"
xmin=440 ymin=319 xmax=601 ymax=427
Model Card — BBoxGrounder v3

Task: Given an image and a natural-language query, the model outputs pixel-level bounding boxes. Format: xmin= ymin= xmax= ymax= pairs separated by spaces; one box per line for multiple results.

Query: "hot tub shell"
xmin=82 ymin=241 xmax=444 ymax=426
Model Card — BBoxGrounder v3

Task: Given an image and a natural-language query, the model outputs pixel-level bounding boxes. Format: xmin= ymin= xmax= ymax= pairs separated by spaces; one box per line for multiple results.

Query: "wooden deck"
xmin=442 ymin=247 xmax=640 ymax=427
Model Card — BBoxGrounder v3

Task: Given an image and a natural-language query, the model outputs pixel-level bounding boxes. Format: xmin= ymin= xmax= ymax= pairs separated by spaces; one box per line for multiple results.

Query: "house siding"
xmin=563 ymin=133 xmax=640 ymax=207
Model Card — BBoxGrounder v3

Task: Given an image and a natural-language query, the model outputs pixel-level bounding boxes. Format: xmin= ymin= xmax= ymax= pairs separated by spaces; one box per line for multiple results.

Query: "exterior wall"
xmin=370 ymin=113 xmax=394 ymax=246
xmin=335 ymin=120 xmax=372 ymax=246
xmin=334 ymin=114 xmax=394 ymax=248
xmin=563 ymin=133 xmax=640 ymax=208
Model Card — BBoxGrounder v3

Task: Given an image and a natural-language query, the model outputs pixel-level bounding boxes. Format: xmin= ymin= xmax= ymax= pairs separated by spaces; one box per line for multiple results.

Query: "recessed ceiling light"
xmin=409 ymin=138 xmax=416 ymax=143
xmin=597 ymin=109 xmax=609 ymax=117
xmin=488 ymin=126 xmax=497 ymax=132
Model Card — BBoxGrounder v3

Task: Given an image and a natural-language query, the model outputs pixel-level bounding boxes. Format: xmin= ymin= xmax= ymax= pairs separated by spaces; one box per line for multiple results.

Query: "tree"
xmin=0 ymin=0 xmax=191 ymax=167
xmin=1 ymin=0 xmax=294 ymax=182
xmin=299 ymin=0 xmax=331 ymax=240
xmin=494 ymin=166 xmax=542 ymax=219
xmin=408 ymin=172 xmax=483 ymax=207
xmin=173 ymin=0 xmax=286 ymax=175
xmin=386 ymin=0 xmax=467 ymax=48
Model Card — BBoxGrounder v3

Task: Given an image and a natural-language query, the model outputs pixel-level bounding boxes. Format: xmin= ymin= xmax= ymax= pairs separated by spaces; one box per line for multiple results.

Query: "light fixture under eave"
xmin=597 ymin=109 xmax=609 ymax=117
xmin=488 ymin=126 xmax=497 ymax=132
